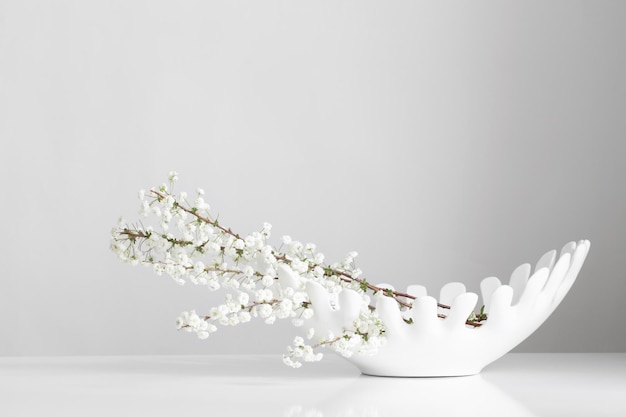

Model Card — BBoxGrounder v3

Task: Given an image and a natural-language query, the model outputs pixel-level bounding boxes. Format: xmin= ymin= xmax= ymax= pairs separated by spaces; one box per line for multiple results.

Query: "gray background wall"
xmin=1 ymin=0 xmax=624 ymax=356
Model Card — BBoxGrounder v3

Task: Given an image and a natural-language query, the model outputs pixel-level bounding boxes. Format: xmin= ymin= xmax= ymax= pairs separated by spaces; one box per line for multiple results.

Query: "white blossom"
xmin=238 ymin=311 xmax=251 ymax=323
xmin=257 ymin=304 xmax=273 ymax=318
xmin=238 ymin=292 xmax=249 ymax=306
xmin=282 ymin=355 xmax=301 ymax=369
xmin=255 ymin=289 xmax=273 ymax=303
xmin=194 ymin=261 xmax=205 ymax=274
xmin=262 ymin=275 xmax=274 ymax=287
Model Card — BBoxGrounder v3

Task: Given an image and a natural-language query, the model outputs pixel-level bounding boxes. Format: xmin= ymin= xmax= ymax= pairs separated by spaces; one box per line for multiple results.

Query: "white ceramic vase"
xmin=304 ymin=240 xmax=590 ymax=377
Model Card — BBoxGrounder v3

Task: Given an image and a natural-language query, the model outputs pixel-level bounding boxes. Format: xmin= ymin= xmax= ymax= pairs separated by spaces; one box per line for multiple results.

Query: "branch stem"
xmin=119 ymin=189 xmax=489 ymax=325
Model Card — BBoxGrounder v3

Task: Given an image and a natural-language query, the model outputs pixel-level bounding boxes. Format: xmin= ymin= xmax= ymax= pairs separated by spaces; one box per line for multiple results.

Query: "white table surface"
xmin=1 ymin=353 xmax=625 ymax=416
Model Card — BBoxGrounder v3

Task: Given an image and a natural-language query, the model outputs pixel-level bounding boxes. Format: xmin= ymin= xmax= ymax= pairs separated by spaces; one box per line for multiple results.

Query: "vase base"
xmin=359 ymin=369 xmax=481 ymax=378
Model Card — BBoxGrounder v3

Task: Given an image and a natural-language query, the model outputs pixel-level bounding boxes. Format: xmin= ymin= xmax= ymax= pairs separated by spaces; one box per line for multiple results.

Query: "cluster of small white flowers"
xmin=175 ymin=310 xmax=217 ymax=340
xmin=283 ymin=336 xmax=324 ymax=368
xmin=111 ymin=173 xmax=387 ymax=367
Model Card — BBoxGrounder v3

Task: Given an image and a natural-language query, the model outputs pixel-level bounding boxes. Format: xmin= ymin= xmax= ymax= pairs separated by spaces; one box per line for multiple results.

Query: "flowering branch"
xmin=133 ymin=189 xmax=451 ymax=310
xmin=110 ymin=173 xmax=487 ymax=368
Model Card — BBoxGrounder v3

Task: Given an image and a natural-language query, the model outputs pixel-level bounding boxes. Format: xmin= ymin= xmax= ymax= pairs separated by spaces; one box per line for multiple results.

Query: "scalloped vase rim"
xmin=304 ymin=240 xmax=591 ymax=377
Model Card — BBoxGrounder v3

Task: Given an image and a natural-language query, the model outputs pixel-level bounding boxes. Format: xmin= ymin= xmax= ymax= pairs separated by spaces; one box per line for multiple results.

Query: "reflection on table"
xmin=0 ymin=353 xmax=624 ymax=417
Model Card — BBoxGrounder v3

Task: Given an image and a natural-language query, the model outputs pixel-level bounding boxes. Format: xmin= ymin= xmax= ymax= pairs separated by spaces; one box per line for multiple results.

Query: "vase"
xmin=304 ymin=240 xmax=590 ymax=377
